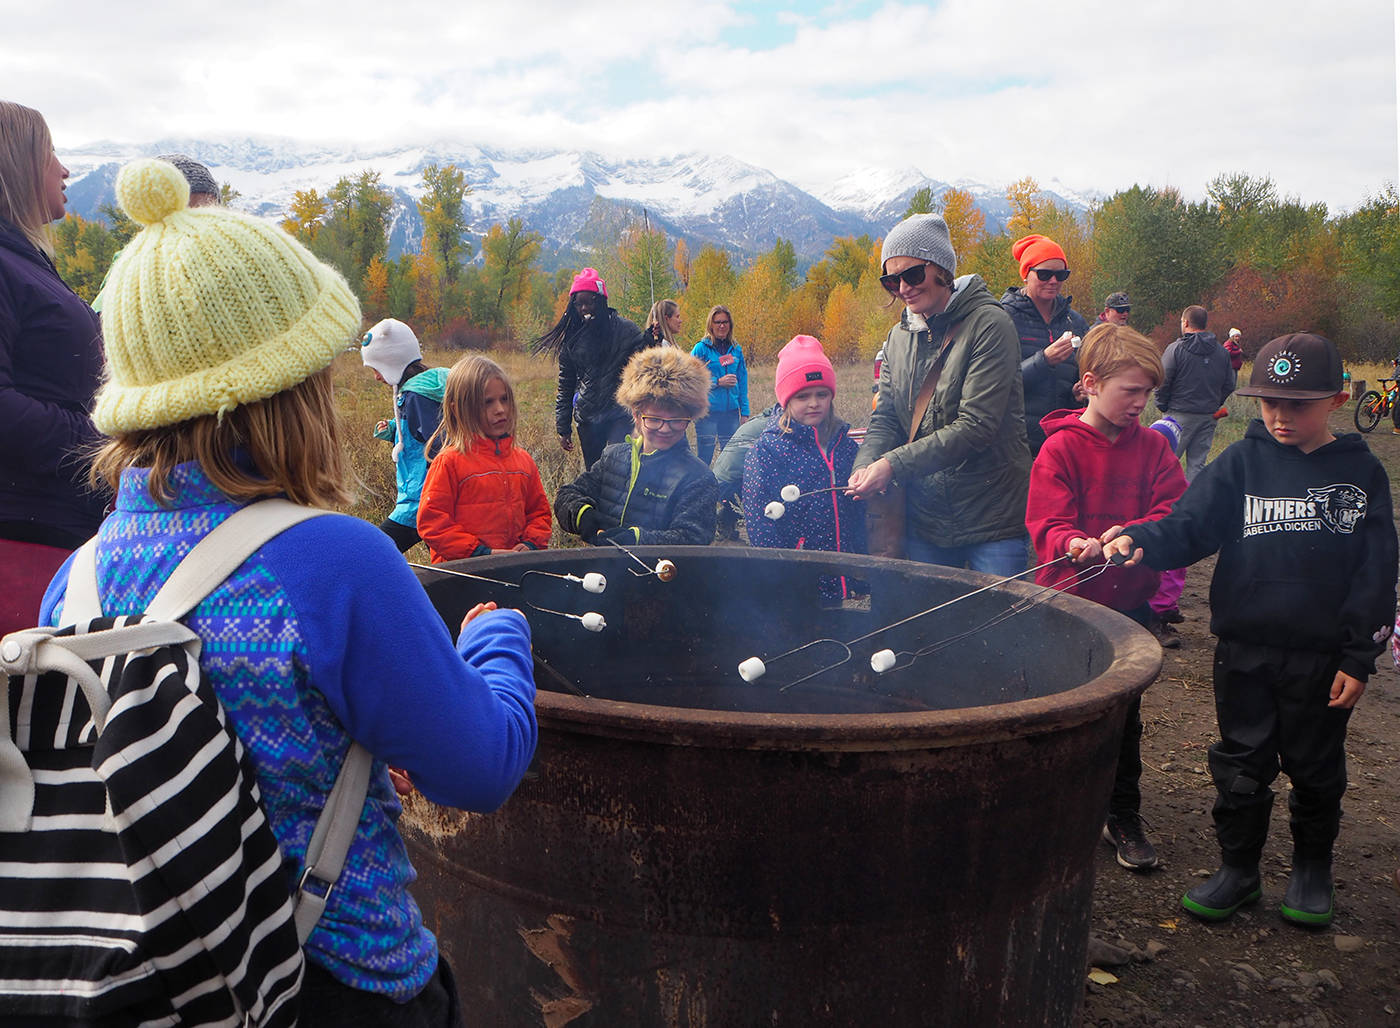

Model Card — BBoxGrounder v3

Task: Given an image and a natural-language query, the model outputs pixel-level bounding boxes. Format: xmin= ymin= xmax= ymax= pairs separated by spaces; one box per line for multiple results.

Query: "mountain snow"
xmin=58 ymin=137 xmax=1095 ymax=266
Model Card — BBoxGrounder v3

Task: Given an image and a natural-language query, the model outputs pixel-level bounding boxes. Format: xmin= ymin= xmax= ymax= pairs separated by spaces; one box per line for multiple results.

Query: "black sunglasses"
xmin=880 ymin=262 xmax=951 ymax=294
xmin=1032 ymin=268 xmax=1072 ymax=282
xmin=1110 ymin=305 xmax=1131 ymax=314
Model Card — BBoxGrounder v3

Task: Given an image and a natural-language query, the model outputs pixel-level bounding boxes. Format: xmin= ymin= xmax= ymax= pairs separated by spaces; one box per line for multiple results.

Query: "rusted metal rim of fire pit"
xmin=459 ymin=546 xmax=1164 ymax=753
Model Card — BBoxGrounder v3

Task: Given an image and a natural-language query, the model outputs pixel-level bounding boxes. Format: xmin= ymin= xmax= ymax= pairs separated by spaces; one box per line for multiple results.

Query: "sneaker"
xmin=1280 ymin=860 xmax=1333 ymax=927
xmin=1102 ymin=813 xmax=1160 ymax=871
xmin=1182 ymin=864 xmax=1262 ymax=921
xmin=1159 ymin=607 xmax=1184 ymax=624
xmin=1149 ymin=617 xmax=1181 ymax=649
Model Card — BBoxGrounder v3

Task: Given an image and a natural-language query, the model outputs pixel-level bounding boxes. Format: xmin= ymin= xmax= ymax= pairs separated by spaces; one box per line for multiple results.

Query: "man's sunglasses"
xmin=1110 ymin=305 xmax=1131 ymax=314
xmin=1032 ymin=268 xmax=1072 ymax=282
xmin=880 ymin=262 xmax=950 ymax=294
xmin=639 ymin=415 xmax=692 ymax=431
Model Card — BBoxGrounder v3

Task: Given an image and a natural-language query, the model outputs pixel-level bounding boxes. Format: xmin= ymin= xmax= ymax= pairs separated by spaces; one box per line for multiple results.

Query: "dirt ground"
xmin=1080 ymin=407 xmax=1400 ymax=1027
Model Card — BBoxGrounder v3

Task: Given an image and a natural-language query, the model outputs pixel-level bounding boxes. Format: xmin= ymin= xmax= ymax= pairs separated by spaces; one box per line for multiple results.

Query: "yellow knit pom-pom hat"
xmin=94 ymin=158 xmax=361 ymax=433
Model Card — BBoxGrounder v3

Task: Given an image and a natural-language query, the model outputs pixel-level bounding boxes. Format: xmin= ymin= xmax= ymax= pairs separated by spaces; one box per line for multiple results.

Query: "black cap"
xmin=1104 ymin=291 xmax=1130 ymax=310
xmin=1235 ymin=333 xmax=1343 ymax=400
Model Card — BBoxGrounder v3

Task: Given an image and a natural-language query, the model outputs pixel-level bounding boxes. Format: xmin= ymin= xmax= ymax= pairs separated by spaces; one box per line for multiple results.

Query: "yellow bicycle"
xmin=1354 ymin=378 xmax=1398 ymax=433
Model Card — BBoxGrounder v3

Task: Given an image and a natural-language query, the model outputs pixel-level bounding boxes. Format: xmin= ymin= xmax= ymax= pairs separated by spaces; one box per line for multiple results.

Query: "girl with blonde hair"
xmin=417 ymin=354 xmax=552 ymax=561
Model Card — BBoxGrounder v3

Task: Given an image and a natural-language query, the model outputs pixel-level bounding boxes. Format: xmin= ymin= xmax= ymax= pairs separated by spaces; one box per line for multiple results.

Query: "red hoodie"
xmin=1026 ymin=409 xmax=1187 ymax=611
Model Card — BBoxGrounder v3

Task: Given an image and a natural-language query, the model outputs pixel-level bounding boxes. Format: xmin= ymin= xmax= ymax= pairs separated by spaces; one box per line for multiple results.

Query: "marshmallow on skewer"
xmin=780 ymin=484 xmax=801 ymax=502
xmin=738 ymin=657 xmax=766 ymax=682
xmin=580 ymin=612 xmax=607 ymax=632
xmin=764 ymin=501 xmax=786 ymax=520
xmin=654 ymin=559 xmax=677 ymax=582
xmin=582 ymin=573 xmax=607 ymax=593
xmin=870 ymin=649 xmax=897 ymax=674
xmin=1071 ymin=335 xmax=1082 ymax=349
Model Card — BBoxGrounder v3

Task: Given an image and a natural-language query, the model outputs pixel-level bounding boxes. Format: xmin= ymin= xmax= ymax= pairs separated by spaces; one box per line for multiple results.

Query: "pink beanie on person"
xmin=570 ymin=267 xmax=608 ymax=299
xmin=775 ymin=335 xmax=836 ymax=408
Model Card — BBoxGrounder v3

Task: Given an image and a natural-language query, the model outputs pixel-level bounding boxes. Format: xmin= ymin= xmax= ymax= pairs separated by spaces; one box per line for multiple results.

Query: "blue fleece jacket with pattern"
xmin=41 ymin=462 xmax=538 ymax=1001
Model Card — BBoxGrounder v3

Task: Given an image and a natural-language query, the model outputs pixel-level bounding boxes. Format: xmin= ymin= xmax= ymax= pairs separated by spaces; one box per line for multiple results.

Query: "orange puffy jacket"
xmin=418 ymin=435 xmax=552 ymax=562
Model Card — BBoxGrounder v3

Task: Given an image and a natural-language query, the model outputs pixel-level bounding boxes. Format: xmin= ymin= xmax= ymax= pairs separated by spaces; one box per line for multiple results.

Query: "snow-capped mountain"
xmin=58 ymin=138 xmax=1094 ymax=266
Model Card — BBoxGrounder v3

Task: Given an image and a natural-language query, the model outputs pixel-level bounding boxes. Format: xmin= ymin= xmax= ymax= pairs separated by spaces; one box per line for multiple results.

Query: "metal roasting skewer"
xmin=408 ymin=562 xmax=608 ymax=628
xmin=601 ymin=536 xmax=677 ymax=581
xmin=742 ymin=553 xmax=1127 ymax=691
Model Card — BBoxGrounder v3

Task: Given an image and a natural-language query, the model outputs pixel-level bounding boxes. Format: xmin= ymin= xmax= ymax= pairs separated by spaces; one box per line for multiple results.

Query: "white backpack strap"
xmin=294 ymin=742 xmax=373 ymax=944
xmin=62 ymin=538 xmax=104 ymax=623
xmin=146 ymin=499 xmax=326 ymax=622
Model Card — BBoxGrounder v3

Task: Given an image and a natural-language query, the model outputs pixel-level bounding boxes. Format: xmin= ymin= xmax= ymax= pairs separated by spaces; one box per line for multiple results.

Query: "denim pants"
xmin=904 ymin=535 xmax=1028 ymax=577
xmin=695 ymin=410 xmax=741 ymax=466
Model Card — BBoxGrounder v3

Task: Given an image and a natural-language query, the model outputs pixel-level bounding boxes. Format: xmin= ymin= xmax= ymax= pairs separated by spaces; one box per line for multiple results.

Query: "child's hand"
xmin=511 ymin=543 xmax=531 ymax=552
xmin=717 ymin=373 xmax=738 ymax=388
xmin=460 ymin=600 xmax=498 ymax=631
xmin=1067 ymin=537 xmax=1102 ymax=564
xmin=1101 ymin=535 xmax=1142 ymax=566
xmin=387 ymin=767 xmax=414 ymax=796
xmin=375 ymin=420 xmax=389 ymax=434
xmin=1328 ymin=670 xmax=1366 ymax=708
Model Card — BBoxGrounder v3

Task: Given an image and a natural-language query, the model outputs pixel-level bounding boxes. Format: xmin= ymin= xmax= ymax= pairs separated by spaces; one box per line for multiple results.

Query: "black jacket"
xmin=555 ymin=436 xmax=717 ymax=546
xmin=553 ymin=312 xmax=647 ymax=436
xmin=0 ymin=219 xmax=106 ymax=549
xmin=999 ymin=288 xmax=1089 ymax=454
xmin=1157 ymin=331 xmax=1235 ymax=415
xmin=1125 ymin=421 xmax=1397 ymax=680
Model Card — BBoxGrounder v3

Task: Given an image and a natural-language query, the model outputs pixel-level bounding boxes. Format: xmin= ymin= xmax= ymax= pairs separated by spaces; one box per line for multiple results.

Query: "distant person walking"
xmin=1000 ymin=234 xmax=1090 ymax=455
xmin=533 ymin=268 xmax=647 ymax=469
xmin=0 ymin=101 xmax=105 ymax=634
xmin=1158 ymin=305 xmax=1235 ymax=481
xmin=690 ymin=305 xmax=750 ymax=465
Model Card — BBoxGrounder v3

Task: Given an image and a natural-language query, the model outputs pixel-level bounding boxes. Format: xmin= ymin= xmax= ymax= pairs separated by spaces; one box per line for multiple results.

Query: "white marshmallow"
xmin=654 ymin=559 xmax=677 ymax=582
xmin=582 ymin=572 xmax=607 ymax=593
xmin=870 ymin=649 xmax=897 ymax=674
xmin=738 ymin=657 xmax=766 ymax=682
xmin=1071 ymin=335 xmax=1082 ymax=349
xmin=581 ymin=612 xmax=606 ymax=632
xmin=780 ymin=484 xmax=801 ymax=502
xmin=764 ymin=501 xmax=785 ymax=520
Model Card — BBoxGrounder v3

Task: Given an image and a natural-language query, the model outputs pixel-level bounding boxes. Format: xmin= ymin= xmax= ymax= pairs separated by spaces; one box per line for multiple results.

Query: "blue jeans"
xmin=695 ymin=410 xmax=741 ymax=466
xmin=904 ymin=535 xmax=1028 ymax=578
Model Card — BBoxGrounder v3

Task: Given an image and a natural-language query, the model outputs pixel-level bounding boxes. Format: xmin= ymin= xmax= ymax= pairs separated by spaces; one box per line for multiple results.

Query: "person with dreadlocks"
xmin=533 ymin=268 xmax=648 ymax=470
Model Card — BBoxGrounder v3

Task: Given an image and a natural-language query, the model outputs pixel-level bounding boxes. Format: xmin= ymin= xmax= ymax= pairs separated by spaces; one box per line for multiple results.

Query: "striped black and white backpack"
xmin=0 ymin=500 xmax=370 ymax=1027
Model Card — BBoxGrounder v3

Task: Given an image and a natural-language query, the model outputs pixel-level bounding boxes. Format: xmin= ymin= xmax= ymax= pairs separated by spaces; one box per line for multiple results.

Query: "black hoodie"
xmin=1124 ymin=420 xmax=1396 ymax=680
xmin=1157 ymin=331 xmax=1235 ymax=415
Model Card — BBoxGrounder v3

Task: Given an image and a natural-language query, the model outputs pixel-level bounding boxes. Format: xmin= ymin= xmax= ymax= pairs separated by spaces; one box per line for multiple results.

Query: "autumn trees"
xmin=43 ymin=161 xmax=1398 ymax=365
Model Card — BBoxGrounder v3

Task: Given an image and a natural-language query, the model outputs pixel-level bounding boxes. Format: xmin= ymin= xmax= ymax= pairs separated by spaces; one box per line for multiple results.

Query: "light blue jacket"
xmin=374 ymin=367 xmax=448 ymax=526
xmin=691 ymin=337 xmax=750 ymax=416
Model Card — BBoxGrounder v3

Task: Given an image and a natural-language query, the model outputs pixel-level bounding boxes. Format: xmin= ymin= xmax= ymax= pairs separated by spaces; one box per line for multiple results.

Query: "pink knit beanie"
xmin=775 ymin=335 xmax=836 ymax=408
xmin=570 ymin=267 xmax=608 ymax=299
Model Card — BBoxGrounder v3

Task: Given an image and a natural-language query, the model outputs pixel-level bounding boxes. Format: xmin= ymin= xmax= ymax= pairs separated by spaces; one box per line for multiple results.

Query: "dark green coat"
xmin=854 ymin=275 xmax=1031 ymax=548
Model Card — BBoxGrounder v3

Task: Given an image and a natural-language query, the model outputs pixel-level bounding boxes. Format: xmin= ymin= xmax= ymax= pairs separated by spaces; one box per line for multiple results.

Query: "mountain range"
xmin=59 ymin=138 xmax=1098 ymax=269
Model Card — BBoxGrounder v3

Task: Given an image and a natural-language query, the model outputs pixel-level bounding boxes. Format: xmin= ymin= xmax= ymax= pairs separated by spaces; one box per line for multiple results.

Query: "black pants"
xmin=577 ymin=415 xmax=632 ymax=470
xmin=380 ymin=517 xmax=421 ymax=554
xmin=298 ymin=957 xmax=463 ymax=1028
xmin=1108 ymin=606 xmax=1151 ymax=816
xmin=1209 ymin=640 xmax=1351 ymax=865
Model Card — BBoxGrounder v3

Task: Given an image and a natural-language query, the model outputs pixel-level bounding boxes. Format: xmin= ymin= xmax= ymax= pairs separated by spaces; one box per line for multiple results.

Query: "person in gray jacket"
xmin=847 ymin=214 xmax=1030 ymax=575
xmin=1158 ymin=305 xmax=1235 ymax=481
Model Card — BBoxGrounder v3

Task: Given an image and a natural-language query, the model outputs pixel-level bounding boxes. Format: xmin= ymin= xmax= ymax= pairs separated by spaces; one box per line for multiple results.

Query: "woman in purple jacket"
xmin=0 ymin=102 xmax=104 ymax=633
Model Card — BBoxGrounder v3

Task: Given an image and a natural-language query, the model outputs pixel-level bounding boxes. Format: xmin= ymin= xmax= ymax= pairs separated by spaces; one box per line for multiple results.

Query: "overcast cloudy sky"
xmin=4 ymin=0 xmax=1396 ymax=212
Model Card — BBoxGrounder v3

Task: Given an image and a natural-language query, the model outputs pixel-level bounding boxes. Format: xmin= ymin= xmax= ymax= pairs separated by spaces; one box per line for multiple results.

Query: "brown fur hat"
xmin=615 ymin=346 xmax=711 ymax=419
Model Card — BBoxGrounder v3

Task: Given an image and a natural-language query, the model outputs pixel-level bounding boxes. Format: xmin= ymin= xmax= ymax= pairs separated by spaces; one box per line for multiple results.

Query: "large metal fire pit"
xmin=402 ymin=546 xmax=1160 ymax=1027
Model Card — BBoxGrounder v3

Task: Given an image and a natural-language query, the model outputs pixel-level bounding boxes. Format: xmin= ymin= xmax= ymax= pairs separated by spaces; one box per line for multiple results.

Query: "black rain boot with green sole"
xmin=1181 ymin=865 xmax=1262 ymax=922
xmin=1280 ymin=860 xmax=1333 ymax=927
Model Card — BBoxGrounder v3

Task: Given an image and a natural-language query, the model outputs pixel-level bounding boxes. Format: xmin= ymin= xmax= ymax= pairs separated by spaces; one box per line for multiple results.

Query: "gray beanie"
xmin=880 ymin=213 xmax=957 ymax=278
xmin=155 ymin=153 xmax=220 ymax=201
